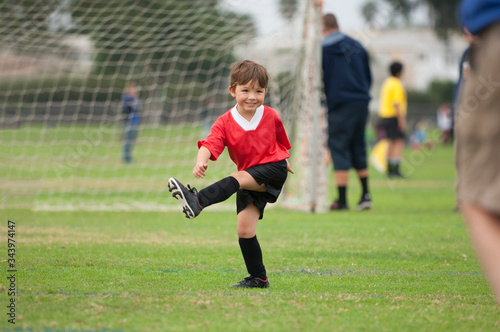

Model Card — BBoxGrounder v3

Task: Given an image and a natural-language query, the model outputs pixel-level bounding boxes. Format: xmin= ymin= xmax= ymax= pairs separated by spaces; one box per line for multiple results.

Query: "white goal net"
xmin=0 ymin=0 xmax=328 ymax=212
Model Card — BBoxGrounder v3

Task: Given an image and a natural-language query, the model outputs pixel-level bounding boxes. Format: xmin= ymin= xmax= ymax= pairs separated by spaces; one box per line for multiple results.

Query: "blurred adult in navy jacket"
xmin=322 ymin=13 xmax=372 ymax=211
xmin=456 ymin=0 xmax=500 ymax=305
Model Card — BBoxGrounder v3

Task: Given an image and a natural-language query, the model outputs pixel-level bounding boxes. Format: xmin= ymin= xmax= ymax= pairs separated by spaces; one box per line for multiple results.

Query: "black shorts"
xmin=327 ymin=101 xmax=369 ymax=171
xmin=237 ymin=160 xmax=288 ymax=220
xmin=380 ymin=117 xmax=405 ymax=139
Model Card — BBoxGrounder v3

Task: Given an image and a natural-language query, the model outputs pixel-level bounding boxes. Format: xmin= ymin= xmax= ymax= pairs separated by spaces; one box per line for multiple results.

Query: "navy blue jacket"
xmin=322 ymin=32 xmax=372 ymax=110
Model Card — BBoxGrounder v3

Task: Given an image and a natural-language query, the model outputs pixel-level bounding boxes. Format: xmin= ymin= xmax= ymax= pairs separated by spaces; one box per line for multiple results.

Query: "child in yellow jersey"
xmin=378 ymin=61 xmax=407 ymax=178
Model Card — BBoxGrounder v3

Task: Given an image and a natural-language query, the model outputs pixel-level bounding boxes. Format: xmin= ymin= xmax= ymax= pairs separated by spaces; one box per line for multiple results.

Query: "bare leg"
xmin=334 ymin=170 xmax=349 ymax=187
xmin=230 ymin=171 xmax=266 ymax=192
xmin=392 ymin=138 xmax=405 ymax=159
xmin=387 ymin=138 xmax=404 ymax=159
xmin=237 ymin=203 xmax=260 ymax=238
xmin=386 ymin=139 xmax=396 ymax=159
xmin=356 ymin=168 xmax=368 ymax=178
xmin=461 ymin=201 xmax=500 ymax=305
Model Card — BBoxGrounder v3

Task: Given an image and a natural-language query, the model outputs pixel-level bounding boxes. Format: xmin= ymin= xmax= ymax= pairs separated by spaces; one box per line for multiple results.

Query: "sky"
xmin=222 ymin=0 xmax=429 ymax=35
xmin=222 ymin=0 xmax=368 ymax=34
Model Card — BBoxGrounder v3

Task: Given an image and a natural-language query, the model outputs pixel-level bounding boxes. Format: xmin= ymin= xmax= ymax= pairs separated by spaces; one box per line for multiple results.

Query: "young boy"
xmin=168 ymin=60 xmax=293 ymax=288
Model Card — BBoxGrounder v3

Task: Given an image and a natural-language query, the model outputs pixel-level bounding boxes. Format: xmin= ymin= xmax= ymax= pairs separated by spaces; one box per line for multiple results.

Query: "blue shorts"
xmin=237 ymin=160 xmax=288 ymax=219
xmin=327 ymin=101 xmax=369 ymax=171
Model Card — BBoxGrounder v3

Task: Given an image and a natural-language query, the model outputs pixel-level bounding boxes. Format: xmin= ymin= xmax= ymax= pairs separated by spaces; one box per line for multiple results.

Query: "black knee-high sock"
xmin=337 ymin=186 xmax=347 ymax=205
xmin=198 ymin=176 xmax=240 ymax=208
xmin=238 ymin=236 xmax=267 ymax=280
xmin=359 ymin=176 xmax=369 ymax=196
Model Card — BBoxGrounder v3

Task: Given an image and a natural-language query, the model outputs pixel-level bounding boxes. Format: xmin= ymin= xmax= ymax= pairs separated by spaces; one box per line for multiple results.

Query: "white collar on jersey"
xmin=230 ymin=104 xmax=264 ymax=131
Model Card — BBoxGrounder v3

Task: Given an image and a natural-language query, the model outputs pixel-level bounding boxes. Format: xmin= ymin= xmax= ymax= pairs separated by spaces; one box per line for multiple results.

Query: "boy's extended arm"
xmin=193 ymin=146 xmax=211 ymax=178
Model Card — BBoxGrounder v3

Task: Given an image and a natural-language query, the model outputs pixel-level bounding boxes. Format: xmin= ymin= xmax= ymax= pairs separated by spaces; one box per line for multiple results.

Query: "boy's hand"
xmin=286 ymin=159 xmax=294 ymax=174
xmin=193 ymin=162 xmax=208 ymax=178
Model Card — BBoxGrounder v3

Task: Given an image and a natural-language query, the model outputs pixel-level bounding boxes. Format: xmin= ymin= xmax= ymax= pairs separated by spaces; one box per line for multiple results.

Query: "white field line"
xmin=32 ymin=202 xmax=277 ymax=212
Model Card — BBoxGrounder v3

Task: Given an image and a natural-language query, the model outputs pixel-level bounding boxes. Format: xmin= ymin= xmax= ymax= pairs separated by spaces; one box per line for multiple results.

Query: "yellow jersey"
xmin=378 ymin=76 xmax=407 ymax=118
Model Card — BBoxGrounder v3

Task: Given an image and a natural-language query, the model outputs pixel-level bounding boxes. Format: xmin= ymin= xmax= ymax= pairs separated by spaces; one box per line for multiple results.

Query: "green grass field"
xmin=1 ymin=125 xmax=499 ymax=331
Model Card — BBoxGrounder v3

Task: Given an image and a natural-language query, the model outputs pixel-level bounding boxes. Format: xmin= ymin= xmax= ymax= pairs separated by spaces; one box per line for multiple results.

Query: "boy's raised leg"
xmin=168 ymin=176 xmax=240 ymax=219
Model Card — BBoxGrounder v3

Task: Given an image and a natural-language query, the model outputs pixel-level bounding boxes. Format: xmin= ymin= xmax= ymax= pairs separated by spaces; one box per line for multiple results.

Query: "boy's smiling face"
xmin=229 ymin=81 xmax=267 ymax=115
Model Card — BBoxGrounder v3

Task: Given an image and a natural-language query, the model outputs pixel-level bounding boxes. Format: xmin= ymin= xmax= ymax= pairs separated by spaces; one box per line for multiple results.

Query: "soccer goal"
xmin=0 ymin=0 xmax=328 ymax=212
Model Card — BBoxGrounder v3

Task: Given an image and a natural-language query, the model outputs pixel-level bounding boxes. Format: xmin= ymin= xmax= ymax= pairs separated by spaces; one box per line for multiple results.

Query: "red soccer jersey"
xmin=198 ymin=105 xmax=291 ymax=171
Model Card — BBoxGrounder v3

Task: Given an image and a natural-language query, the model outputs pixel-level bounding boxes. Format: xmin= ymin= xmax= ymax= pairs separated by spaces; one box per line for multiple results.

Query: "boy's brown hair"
xmin=230 ymin=60 xmax=269 ymax=91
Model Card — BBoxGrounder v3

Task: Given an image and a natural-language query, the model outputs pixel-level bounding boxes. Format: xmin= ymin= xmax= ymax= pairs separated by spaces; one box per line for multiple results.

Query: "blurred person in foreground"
xmin=322 ymin=13 xmax=373 ymax=211
xmin=452 ymin=28 xmax=477 ymax=212
xmin=122 ymin=82 xmax=141 ymax=163
xmin=456 ymin=0 xmax=500 ymax=305
xmin=378 ymin=61 xmax=407 ymax=178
